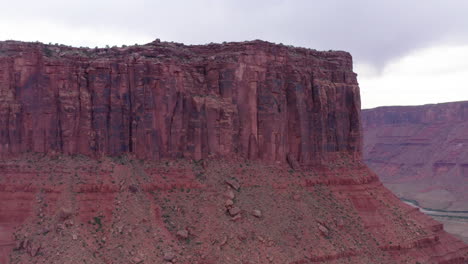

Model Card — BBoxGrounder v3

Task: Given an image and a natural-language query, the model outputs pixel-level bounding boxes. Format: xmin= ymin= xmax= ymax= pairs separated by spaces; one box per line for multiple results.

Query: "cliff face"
xmin=0 ymin=40 xmax=361 ymax=166
xmin=362 ymin=101 xmax=468 ymax=127
xmin=0 ymin=41 xmax=467 ymax=264
xmin=363 ymin=101 xmax=468 ymax=211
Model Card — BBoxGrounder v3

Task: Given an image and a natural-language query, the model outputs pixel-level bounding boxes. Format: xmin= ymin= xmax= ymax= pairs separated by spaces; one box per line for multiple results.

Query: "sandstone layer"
xmin=363 ymin=101 xmax=468 ymax=244
xmin=363 ymin=101 xmax=468 ymax=211
xmin=0 ymin=40 xmax=467 ymax=264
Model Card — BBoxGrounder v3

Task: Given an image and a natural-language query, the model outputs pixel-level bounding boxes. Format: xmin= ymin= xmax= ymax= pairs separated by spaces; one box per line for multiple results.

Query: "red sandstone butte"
xmin=0 ymin=40 xmax=467 ymax=264
xmin=0 ymin=40 xmax=361 ymax=164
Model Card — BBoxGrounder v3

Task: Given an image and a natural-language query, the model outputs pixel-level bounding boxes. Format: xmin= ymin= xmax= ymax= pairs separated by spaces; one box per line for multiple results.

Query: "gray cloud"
xmin=1 ymin=0 xmax=468 ymax=68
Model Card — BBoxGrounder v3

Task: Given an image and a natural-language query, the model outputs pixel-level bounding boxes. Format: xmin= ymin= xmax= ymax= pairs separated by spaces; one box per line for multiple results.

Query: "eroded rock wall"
xmin=362 ymin=101 xmax=468 ymax=210
xmin=0 ymin=40 xmax=361 ymax=165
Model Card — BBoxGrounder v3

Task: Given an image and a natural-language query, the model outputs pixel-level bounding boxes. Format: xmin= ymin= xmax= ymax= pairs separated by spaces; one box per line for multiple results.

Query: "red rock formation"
xmin=363 ymin=101 xmax=468 ymax=244
xmin=0 ymin=41 xmax=466 ymax=264
xmin=362 ymin=101 xmax=468 ymax=211
xmin=1 ymin=156 xmax=467 ymax=264
xmin=0 ymin=40 xmax=361 ymax=166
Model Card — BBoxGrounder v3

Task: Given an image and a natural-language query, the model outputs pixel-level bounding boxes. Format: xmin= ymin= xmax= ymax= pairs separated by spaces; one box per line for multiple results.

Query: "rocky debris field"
xmin=0 ymin=154 xmax=466 ymax=263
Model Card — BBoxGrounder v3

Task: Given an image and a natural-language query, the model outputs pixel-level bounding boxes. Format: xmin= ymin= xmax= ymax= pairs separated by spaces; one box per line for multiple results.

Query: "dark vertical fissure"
xmin=14 ymin=63 xmax=23 ymax=153
xmin=128 ymin=64 xmax=133 ymax=153
xmin=257 ymin=80 xmax=261 ymax=158
xmin=168 ymin=91 xmax=180 ymax=153
xmin=106 ymin=69 xmax=112 ymax=154
xmin=75 ymin=70 xmax=82 ymax=152
xmin=347 ymin=87 xmax=360 ymax=153
xmin=84 ymin=69 xmax=96 ymax=152
xmin=309 ymin=73 xmax=316 ymax=156
xmin=56 ymin=91 xmax=64 ymax=152
xmin=5 ymin=106 xmax=11 ymax=154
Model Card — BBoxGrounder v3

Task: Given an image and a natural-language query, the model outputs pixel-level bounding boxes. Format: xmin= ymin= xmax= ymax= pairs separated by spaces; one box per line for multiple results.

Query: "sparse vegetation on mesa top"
xmin=0 ymin=39 xmax=345 ymax=61
xmin=92 ymin=216 xmax=103 ymax=232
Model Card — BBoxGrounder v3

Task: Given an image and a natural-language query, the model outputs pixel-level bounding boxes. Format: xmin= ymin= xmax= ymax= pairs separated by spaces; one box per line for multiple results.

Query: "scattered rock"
xmin=231 ymin=214 xmax=242 ymax=221
xmin=318 ymin=223 xmax=329 ymax=237
xmin=257 ymin=236 xmax=266 ymax=243
xmin=20 ymin=240 xmax=41 ymax=257
xmin=228 ymin=207 xmax=241 ymax=216
xmin=15 ymin=240 xmax=24 ymax=250
xmin=55 ymin=223 xmax=65 ymax=233
xmin=116 ymin=224 xmax=124 ymax=234
xmin=293 ymin=194 xmax=301 ymax=201
xmin=29 ymin=243 xmax=41 ymax=257
xmin=201 ymin=160 xmax=208 ymax=169
xmin=225 ymin=179 xmax=240 ymax=191
xmin=225 ymin=199 xmax=234 ymax=208
xmin=267 ymin=240 xmax=275 ymax=247
xmin=251 ymin=209 xmax=262 ymax=218
xmin=132 ymin=257 xmax=143 ymax=263
xmin=220 ymin=236 xmax=228 ymax=247
xmin=128 ymin=184 xmax=139 ymax=193
xmin=64 ymin=219 xmax=74 ymax=227
xmin=58 ymin=207 xmax=73 ymax=221
xmin=287 ymin=153 xmax=301 ymax=170
xmin=176 ymin=229 xmax=189 ymax=239
xmin=237 ymin=232 xmax=247 ymax=242
xmin=224 ymin=189 xmax=235 ymax=200
xmin=335 ymin=218 xmax=345 ymax=229
xmin=163 ymin=252 xmax=175 ymax=261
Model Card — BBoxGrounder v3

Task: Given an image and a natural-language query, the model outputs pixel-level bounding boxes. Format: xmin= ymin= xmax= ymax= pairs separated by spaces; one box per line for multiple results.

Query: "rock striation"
xmin=362 ymin=101 xmax=468 ymax=210
xmin=0 ymin=40 xmax=467 ymax=264
xmin=363 ymin=101 xmax=468 ymax=244
xmin=0 ymin=40 xmax=361 ymax=166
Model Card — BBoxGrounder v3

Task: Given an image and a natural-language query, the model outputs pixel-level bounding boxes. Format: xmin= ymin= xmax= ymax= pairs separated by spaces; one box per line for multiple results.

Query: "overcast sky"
xmin=1 ymin=0 xmax=467 ymax=108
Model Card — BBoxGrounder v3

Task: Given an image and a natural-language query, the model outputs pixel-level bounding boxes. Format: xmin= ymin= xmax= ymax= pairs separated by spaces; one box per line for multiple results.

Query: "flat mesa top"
xmin=0 ymin=39 xmax=353 ymax=65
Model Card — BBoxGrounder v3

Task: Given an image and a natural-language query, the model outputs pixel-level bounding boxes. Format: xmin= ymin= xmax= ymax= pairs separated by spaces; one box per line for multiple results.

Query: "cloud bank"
xmin=1 ymin=0 xmax=468 ymax=107
xmin=2 ymin=0 xmax=468 ymax=67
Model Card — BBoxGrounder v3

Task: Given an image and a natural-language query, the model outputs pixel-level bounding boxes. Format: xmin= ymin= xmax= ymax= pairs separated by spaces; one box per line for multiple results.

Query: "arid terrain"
xmin=0 ymin=40 xmax=467 ymax=263
xmin=363 ymin=101 xmax=468 ymax=243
